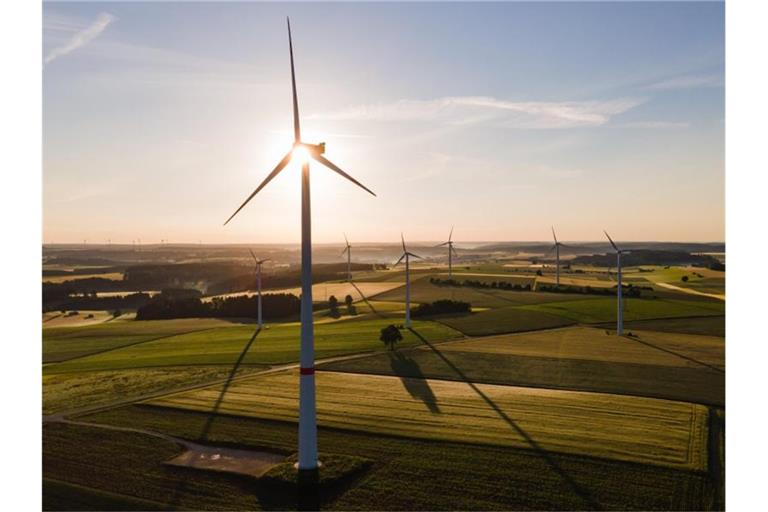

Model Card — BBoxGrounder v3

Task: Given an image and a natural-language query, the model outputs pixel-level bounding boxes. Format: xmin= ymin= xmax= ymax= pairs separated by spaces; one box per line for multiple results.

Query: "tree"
xmin=344 ymin=295 xmax=353 ymax=308
xmin=681 ymin=275 xmax=689 ymax=282
xmin=379 ymin=324 xmax=403 ymax=351
xmin=328 ymin=295 xmax=340 ymax=318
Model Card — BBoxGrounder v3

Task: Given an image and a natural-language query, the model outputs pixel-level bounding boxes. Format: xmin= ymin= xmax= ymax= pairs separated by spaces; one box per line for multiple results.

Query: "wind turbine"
xmin=604 ymin=230 xmax=630 ymax=335
xmin=223 ymin=18 xmax=375 ymax=474
xmin=434 ymin=226 xmax=458 ymax=279
xmin=249 ymin=249 xmax=270 ymax=329
xmin=550 ymin=226 xmax=563 ymax=286
xmin=341 ymin=233 xmax=352 ymax=282
xmin=394 ymin=233 xmax=422 ymax=328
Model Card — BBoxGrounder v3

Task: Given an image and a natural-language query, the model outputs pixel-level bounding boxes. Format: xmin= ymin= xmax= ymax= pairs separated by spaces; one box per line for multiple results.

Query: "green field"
xmin=43 ymin=318 xmax=234 ymax=363
xmin=603 ymin=315 xmax=725 ymax=337
xmin=438 ymin=305 xmax=576 ymax=335
xmin=45 ymin=317 xmax=461 ymax=373
xmin=43 ymin=365 xmax=264 ymax=415
xmin=322 ymin=327 xmax=724 ymax=405
xmin=63 ymin=406 xmax=718 ymax=510
xmin=149 ymin=369 xmax=707 ymax=471
xmin=520 ymin=297 xmax=724 ymax=324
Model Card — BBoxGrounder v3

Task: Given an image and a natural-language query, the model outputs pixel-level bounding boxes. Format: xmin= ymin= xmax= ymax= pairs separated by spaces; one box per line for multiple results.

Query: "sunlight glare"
xmin=292 ymin=145 xmax=311 ymax=166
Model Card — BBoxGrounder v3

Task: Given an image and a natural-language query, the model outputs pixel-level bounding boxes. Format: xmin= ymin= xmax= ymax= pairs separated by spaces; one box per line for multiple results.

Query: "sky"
xmin=43 ymin=1 xmax=725 ymax=244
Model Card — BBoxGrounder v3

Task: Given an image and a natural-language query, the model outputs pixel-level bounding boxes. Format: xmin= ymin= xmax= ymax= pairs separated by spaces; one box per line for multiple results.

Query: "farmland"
xmin=40 ymin=245 xmax=726 ymax=510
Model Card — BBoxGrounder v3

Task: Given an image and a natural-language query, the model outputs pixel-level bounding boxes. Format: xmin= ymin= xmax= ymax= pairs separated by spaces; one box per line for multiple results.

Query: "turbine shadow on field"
xmin=165 ymin=325 xmax=262 ymax=509
xmin=351 ymin=281 xmax=384 ymax=318
xmin=407 ymin=327 xmax=603 ymax=511
xmin=389 ymin=351 xmax=440 ymax=413
xmin=198 ymin=326 xmax=263 ymax=442
xmin=625 ymin=334 xmax=724 ymax=373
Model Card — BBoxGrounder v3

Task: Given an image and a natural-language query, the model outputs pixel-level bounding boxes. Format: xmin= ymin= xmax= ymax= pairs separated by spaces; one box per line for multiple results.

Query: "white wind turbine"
xmin=341 ymin=233 xmax=352 ymax=282
xmin=604 ymin=230 xmax=630 ymax=335
xmin=224 ymin=18 xmax=376 ymax=474
xmin=249 ymin=249 xmax=270 ymax=329
xmin=550 ymin=226 xmax=564 ymax=286
xmin=394 ymin=233 xmax=423 ymax=328
xmin=434 ymin=226 xmax=458 ymax=279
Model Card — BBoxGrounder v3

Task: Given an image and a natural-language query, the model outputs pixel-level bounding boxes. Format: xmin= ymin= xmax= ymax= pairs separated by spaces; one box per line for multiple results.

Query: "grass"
xmin=520 ymin=297 xmax=725 ymax=324
xmin=149 ymin=369 xmax=708 ymax=471
xmin=321 ymin=327 xmax=724 ymax=405
xmin=43 ymin=365 xmax=264 ymax=415
xmin=437 ymin=305 xmax=575 ymax=335
xmin=79 ymin=406 xmax=717 ymax=510
xmin=600 ymin=316 xmax=725 ymax=337
xmin=46 ymin=318 xmax=461 ymax=373
xmin=43 ymin=318 xmax=233 ymax=363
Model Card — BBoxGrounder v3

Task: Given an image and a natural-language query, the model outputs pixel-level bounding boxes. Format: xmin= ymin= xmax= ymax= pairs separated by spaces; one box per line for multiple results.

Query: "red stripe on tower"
xmin=300 ymin=367 xmax=315 ymax=375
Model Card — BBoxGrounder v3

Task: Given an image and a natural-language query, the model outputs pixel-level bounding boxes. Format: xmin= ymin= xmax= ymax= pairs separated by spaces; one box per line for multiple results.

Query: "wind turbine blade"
xmin=287 ymin=17 xmax=300 ymax=143
xmin=224 ymin=151 xmax=292 ymax=225
xmin=552 ymin=226 xmax=558 ymax=245
xmin=407 ymin=252 xmax=423 ymax=260
xmin=344 ymin=232 xmax=349 ymax=246
xmin=449 ymin=225 xmax=454 ymax=242
xmin=312 ymin=154 xmax=376 ymax=196
xmin=394 ymin=253 xmax=405 ymax=266
xmin=433 ymin=242 xmax=450 ymax=248
xmin=258 ymin=258 xmax=271 ymax=264
xmin=452 ymin=246 xmax=459 ymax=257
xmin=604 ymin=230 xmax=619 ymax=251
xmin=248 ymin=248 xmax=258 ymax=263
xmin=341 ymin=246 xmax=349 ymax=256
xmin=401 ymin=233 xmax=406 ymax=252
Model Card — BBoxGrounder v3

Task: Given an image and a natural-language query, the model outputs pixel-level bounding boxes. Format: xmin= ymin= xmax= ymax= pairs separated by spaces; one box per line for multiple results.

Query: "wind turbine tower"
xmin=435 ymin=226 xmax=458 ymax=279
xmin=341 ymin=234 xmax=352 ymax=282
xmin=395 ymin=233 xmax=422 ymax=328
xmin=249 ymin=249 xmax=270 ymax=329
xmin=604 ymin=230 xmax=630 ymax=335
xmin=224 ymin=18 xmax=375 ymax=474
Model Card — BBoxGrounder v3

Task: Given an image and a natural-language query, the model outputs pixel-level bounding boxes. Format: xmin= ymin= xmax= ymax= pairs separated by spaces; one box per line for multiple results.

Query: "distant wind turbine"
xmin=394 ymin=233 xmax=422 ymax=328
xmin=223 ymin=18 xmax=375 ymax=474
xmin=249 ymin=249 xmax=270 ymax=329
xmin=604 ymin=230 xmax=630 ymax=335
xmin=341 ymin=233 xmax=352 ymax=282
xmin=434 ymin=226 xmax=458 ymax=279
xmin=550 ymin=226 xmax=564 ymax=286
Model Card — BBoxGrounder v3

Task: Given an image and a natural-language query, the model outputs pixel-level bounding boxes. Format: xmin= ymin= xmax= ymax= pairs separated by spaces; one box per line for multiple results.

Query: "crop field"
xmin=615 ymin=316 xmax=725 ymax=337
xmin=43 ymin=365 xmax=265 ymax=415
xmin=318 ymin=326 xmax=723 ymax=404
xmin=520 ymin=297 xmax=725 ymax=324
xmin=46 ymin=318 xmax=461 ymax=373
xmin=42 ymin=310 xmax=117 ymax=328
xmin=535 ymin=275 xmax=617 ymax=288
xmin=43 ymin=272 xmax=124 ymax=283
xmin=43 ymin=318 xmax=233 ymax=363
xmin=48 ymin=409 xmax=717 ymax=511
xmin=204 ymin=281 xmax=404 ymax=304
xmin=438 ymin=305 xmax=576 ymax=335
xmin=149 ymin=369 xmax=708 ymax=471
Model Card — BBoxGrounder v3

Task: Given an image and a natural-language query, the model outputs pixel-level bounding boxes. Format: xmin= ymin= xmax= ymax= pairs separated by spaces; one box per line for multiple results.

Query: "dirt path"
xmin=655 ymin=282 xmax=725 ymax=301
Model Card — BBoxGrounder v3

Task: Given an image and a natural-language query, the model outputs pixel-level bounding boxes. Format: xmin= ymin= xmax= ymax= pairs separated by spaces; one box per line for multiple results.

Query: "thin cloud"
xmin=620 ymin=121 xmax=690 ymax=129
xmin=44 ymin=12 xmax=116 ymax=65
xmin=308 ymin=96 xmax=645 ymax=129
xmin=645 ymin=74 xmax=722 ymax=91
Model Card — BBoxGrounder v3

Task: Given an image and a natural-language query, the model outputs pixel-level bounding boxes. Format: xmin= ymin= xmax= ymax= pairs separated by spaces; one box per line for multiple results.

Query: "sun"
xmin=291 ymin=145 xmax=311 ymax=166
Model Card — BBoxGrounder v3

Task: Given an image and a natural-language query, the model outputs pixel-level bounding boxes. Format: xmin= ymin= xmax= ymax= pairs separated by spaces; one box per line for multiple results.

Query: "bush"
xmin=681 ymin=275 xmax=689 ymax=282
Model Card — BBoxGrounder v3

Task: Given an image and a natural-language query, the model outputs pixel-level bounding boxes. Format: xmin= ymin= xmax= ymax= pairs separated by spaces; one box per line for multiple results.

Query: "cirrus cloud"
xmin=44 ymin=12 xmax=116 ymax=66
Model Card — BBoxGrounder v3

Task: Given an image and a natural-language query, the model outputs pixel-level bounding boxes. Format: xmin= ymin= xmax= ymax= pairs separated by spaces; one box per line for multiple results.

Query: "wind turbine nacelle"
xmin=303 ymin=142 xmax=326 ymax=155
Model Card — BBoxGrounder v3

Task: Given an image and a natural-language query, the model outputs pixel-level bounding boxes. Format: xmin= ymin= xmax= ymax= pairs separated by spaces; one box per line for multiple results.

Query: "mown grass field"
xmin=601 ymin=315 xmax=725 ymax=337
xmin=438 ymin=305 xmax=576 ymax=335
xmin=322 ymin=326 xmax=724 ymax=405
xmin=46 ymin=318 xmax=461 ymax=373
xmin=43 ymin=318 xmax=233 ymax=363
xmin=69 ymin=406 xmax=718 ymax=511
xmin=149 ymin=369 xmax=708 ymax=471
xmin=43 ymin=365 xmax=264 ymax=415
xmin=520 ymin=297 xmax=724 ymax=324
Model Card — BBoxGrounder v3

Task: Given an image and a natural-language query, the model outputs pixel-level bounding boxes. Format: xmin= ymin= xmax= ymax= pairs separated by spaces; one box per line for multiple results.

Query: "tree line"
xmin=135 ymin=292 xmax=301 ymax=321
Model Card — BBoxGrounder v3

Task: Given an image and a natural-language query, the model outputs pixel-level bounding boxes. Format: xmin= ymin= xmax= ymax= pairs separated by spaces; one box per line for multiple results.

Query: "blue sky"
xmin=43 ymin=1 xmax=724 ymax=244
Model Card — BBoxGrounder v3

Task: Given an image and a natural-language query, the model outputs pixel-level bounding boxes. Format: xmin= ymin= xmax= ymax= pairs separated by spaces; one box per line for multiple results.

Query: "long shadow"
xmin=350 ymin=281 xmax=384 ymax=318
xmin=624 ymin=334 xmax=724 ymax=374
xmin=407 ymin=327 xmax=603 ymax=510
xmin=165 ymin=325 xmax=262 ymax=510
xmin=389 ymin=351 xmax=440 ymax=413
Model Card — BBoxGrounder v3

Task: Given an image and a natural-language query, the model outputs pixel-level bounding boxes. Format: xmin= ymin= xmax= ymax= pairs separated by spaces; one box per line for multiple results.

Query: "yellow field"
xmin=150 ymin=369 xmax=708 ymax=471
xmin=440 ymin=326 xmax=724 ymax=369
xmin=535 ymin=275 xmax=616 ymax=288
xmin=43 ymin=272 xmax=124 ymax=283
xmin=203 ymin=281 xmax=404 ymax=303
xmin=42 ymin=310 xmax=117 ymax=327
